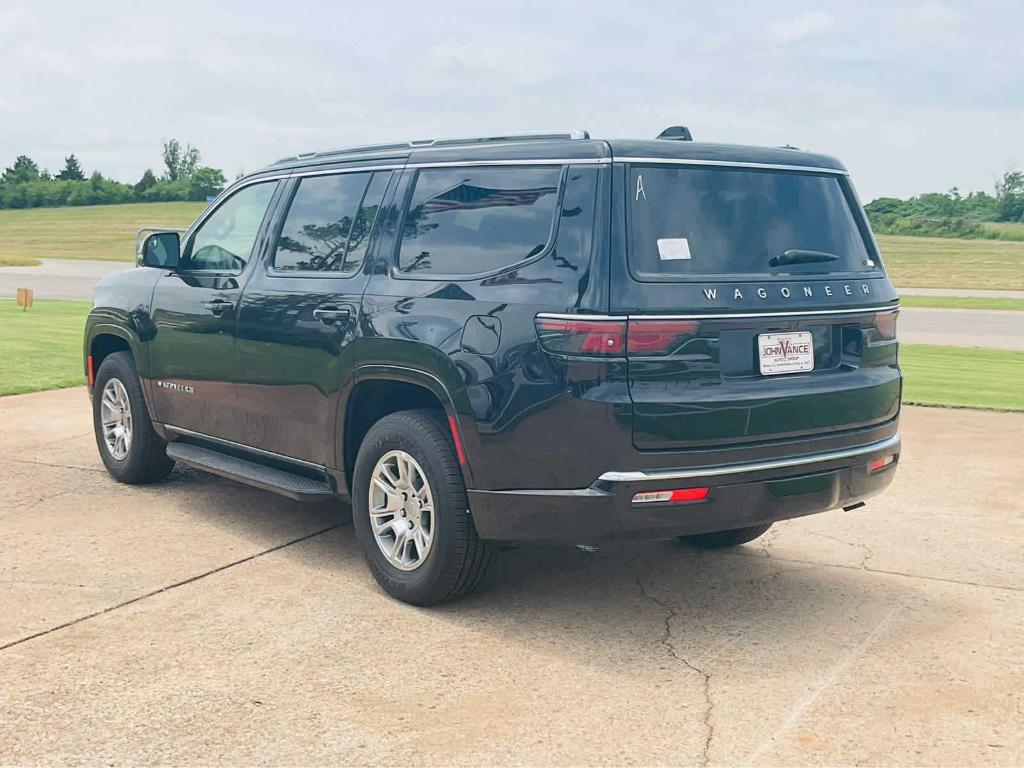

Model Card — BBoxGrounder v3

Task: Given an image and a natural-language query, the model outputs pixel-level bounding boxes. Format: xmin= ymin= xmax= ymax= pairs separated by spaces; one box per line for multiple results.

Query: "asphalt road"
xmin=1 ymin=388 xmax=1021 ymax=766
xmin=1 ymin=259 xmax=1021 ymax=350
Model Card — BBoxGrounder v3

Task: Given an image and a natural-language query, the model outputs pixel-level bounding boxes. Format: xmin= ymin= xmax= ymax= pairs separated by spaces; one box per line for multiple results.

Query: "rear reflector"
xmin=87 ymin=355 xmax=95 ymax=386
xmin=447 ymin=414 xmax=467 ymax=466
xmin=535 ymin=317 xmax=625 ymax=356
xmin=632 ymin=487 xmax=709 ymax=504
xmin=870 ymin=455 xmax=895 ymax=472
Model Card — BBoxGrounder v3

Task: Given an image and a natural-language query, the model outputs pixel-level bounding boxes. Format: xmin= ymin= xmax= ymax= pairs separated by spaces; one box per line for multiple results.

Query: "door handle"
xmin=313 ymin=306 xmax=351 ymax=324
xmin=203 ymin=299 xmax=234 ymax=314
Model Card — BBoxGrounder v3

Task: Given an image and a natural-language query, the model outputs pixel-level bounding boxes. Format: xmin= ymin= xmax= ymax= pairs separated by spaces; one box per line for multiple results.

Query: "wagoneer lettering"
xmin=85 ymin=127 xmax=901 ymax=605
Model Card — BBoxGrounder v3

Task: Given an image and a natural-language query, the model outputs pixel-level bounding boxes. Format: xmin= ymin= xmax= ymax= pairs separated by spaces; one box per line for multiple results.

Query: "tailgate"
xmin=626 ymin=308 xmax=900 ymax=451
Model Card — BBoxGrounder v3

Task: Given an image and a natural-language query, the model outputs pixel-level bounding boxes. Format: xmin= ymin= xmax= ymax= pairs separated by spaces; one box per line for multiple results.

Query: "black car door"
xmin=147 ymin=179 xmax=282 ymax=441
xmin=233 ymin=167 xmax=395 ymax=466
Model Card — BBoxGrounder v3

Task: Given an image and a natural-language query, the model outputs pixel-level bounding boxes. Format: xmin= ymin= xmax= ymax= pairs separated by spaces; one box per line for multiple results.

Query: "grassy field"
xmin=0 ymin=202 xmax=205 ymax=266
xmin=900 ymin=344 xmax=1024 ymax=411
xmin=981 ymin=221 xmax=1024 ymax=241
xmin=0 ymin=300 xmax=90 ymax=395
xmin=875 ymin=234 xmax=1024 ymax=290
xmin=899 ymin=296 xmax=1024 ymax=311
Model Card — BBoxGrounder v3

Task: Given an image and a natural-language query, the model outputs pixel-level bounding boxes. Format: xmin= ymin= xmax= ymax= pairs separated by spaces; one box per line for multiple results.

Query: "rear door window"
xmin=397 ymin=166 xmax=562 ymax=276
xmin=274 ymin=172 xmax=372 ymax=273
xmin=628 ymin=165 xmax=879 ymax=280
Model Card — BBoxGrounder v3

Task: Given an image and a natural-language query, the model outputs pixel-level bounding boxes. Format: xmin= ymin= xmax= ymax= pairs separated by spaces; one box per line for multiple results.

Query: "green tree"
xmin=134 ymin=168 xmax=157 ymax=194
xmin=162 ymin=139 xmax=201 ymax=181
xmin=56 ymin=154 xmax=86 ymax=181
xmin=995 ymin=170 xmax=1024 ymax=222
xmin=2 ymin=155 xmax=40 ymax=185
xmin=187 ymin=167 xmax=226 ymax=199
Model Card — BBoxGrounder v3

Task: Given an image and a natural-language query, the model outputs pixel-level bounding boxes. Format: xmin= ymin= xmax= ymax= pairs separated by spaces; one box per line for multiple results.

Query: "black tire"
xmin=92 ymin=351 xmax=175 ymax=484
xmin=678 ymin=523 xmax=773 ymax=549
xmin=352 ymin=410 xmax=492 ymax=606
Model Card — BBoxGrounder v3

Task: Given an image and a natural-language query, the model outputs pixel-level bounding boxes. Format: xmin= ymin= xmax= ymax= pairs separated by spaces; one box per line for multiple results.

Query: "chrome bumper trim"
xmin=597 ymin=434 xmax=900 ymax=484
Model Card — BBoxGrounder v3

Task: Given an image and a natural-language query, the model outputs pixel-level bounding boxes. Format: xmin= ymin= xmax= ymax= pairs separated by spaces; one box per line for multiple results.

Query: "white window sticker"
xmin=657 ymin=238 xmax=691 ymax=261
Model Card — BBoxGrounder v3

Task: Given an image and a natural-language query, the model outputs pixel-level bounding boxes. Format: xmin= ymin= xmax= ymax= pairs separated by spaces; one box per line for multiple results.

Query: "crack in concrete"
xmin=805 ymin=529 xmax=875 ymax=569
xmin=1 ymin=456 xmax=105 ymax=474
xmin=637 ymin=574 xmax=715 ymax=766
xmin=728 ymin=549 xmax=1022 ymax=593
xmin=0 ymin=525 xmax=340 ymax=652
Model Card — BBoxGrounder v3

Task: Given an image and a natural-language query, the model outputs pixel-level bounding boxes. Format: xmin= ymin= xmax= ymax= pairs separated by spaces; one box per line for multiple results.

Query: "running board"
xmin=165 ymin=442 xmax=334 ymax=502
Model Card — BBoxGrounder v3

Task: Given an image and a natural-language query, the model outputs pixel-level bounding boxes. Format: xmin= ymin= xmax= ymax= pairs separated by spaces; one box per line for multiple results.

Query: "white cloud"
xmin=765 ymin=11 xmax=836 ymax=45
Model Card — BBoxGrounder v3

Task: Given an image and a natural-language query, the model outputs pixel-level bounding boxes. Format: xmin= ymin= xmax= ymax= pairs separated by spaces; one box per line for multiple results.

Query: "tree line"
xmin=864 ymin=170 xmax=1024 ymax=239
xmin=0 ymin=140 xmax=226 ymax=209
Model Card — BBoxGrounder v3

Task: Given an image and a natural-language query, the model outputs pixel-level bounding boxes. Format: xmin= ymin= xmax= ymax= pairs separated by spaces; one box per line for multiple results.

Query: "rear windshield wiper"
xmin=770 ymin=250 xmax=841 ymax=268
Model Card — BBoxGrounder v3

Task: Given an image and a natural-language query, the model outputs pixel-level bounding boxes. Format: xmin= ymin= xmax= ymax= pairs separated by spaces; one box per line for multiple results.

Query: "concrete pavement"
xmin=898 ymin=307 xmax=1024 ymax=350
xmin=1 ymin=388 xmax=1021 ymax=766
xmin=0 ymin=258 xmax=129 ymax=301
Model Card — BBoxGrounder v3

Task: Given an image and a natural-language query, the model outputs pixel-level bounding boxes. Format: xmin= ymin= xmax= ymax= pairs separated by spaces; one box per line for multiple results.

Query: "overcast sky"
xmin=3 ymin=0 xmax=1021 ymax=201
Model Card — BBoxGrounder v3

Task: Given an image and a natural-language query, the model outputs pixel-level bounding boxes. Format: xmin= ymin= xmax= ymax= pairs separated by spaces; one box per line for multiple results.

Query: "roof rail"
xmin=273 ymin=131 xmax=590 ymax=165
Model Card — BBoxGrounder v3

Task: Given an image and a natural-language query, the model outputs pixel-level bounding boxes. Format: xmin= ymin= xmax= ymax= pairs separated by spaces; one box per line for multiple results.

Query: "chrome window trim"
xmin=615 ymin=157 xmax=849 ymax=175
xmin=163 ymin=424 xmax=326 ymax=472
xmin=628 ymin=304 xmax=899 ymax=321
xmin=536 ymin=305 xmax=897 ymax=322
xmin=535 ymin=313 xmax=629 ymax=321
xmin=598 ymin=434 xmax=900 ymax=484
xmin=407 ymin=158 xmax=609 ymax=168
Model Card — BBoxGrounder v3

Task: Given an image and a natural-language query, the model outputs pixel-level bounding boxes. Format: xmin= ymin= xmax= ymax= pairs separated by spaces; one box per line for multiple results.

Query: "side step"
xmin=166 ymin=442 xmax=334 ymax=502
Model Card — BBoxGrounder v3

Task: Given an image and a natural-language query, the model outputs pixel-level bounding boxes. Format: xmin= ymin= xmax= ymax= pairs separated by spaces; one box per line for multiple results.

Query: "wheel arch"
xmin=340 ymin=365 xmax=474 ymax=496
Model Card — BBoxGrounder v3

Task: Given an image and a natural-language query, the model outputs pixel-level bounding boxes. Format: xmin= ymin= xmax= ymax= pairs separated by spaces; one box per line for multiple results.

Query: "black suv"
xmin=85 ymin=128 xmax=901 ymax=605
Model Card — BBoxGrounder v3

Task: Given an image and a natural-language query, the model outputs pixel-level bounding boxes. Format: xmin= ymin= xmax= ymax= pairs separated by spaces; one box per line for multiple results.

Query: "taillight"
xmin=535 ymin=316 xmax=626 ymax=356
xmin=626 ymin=319 xmax=699 ymax=355
xmin=870 ymin=311 xmax=898 ymax=341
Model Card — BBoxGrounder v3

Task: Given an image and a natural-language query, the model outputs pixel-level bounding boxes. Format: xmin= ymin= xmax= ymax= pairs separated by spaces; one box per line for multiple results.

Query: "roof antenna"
xmin=656 ymin=126 xmax=693 ymax=141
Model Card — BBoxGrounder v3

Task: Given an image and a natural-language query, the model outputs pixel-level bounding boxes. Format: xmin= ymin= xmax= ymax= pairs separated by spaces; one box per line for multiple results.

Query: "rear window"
xmin=628 ymin=165 xmax=879 ymax=280
xmin=398 ymin=166 xmax=561 ymax=276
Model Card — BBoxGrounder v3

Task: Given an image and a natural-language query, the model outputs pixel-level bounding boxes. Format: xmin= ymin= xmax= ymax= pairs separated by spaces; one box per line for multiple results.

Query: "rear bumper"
xmin=468 ymin=434 xmax=900 ymax=543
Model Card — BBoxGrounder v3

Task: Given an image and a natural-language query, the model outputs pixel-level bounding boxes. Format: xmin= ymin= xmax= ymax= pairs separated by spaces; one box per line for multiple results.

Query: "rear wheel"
xmin=92 ymin=351 xmax=175 ymax=484
xmin=352 ymin=410 xmax=492 ymax=606
xmin=678 ymin=523 xmax=772 ymax=549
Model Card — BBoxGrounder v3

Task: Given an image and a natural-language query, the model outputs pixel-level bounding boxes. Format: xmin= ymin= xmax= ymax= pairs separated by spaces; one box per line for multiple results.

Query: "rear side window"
xmin=274 ymin=172 xmax=379 ymax=273
xmin=398 ymin=166 xmax=561 ymax=276
xmin=628 ymin=166 xmax=878 ymax=280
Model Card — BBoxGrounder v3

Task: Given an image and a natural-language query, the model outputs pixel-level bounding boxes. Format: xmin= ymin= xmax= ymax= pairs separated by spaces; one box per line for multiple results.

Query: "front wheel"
xmin=678 ymin=523 xmax=772 ymax=549
xmin=91 ymin=351 xmax=175 ymax=484
xmin=352 ymin=410 xmax=492 ymax=606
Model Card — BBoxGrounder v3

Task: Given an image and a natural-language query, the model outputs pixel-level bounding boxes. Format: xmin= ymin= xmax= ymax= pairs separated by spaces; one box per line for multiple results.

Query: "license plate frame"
xmin=758 ymin=331 xmax=814 ymax=376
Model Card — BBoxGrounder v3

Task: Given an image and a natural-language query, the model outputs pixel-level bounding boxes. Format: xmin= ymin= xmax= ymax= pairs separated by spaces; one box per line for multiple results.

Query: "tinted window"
xmin=398 ymin=166 xmax=561 ymax=275
xmin=274 ymin=173 xmax=371 ymax=273
xmin=628 ymin=166 xmax=877 ymax=279
xmin=187 ymin=182 xmax=277 ymax=272
xmin=343 ymin=171 xmax=391 ymax=274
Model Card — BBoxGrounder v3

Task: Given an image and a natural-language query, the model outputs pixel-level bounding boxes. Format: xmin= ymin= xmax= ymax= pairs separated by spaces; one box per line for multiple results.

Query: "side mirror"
xmin=140 ymin=231 xmax=181 ymax=269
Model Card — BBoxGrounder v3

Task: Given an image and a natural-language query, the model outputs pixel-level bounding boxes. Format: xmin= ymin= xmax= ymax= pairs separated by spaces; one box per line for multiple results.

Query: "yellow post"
xmin=16 ymin=287 xmax=34 ymax=311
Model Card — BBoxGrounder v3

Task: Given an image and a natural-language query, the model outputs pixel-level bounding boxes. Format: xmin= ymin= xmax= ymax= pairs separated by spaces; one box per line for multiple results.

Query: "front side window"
xmin=274 ymin=173 xmax=376 ymax=273
xmin=186 ymin=182 xmax=277 ymax=272
xmin=398 ymin=166 xmax=561 ymax=276
xmin=628 ymin=166 xmax=878 ymax=280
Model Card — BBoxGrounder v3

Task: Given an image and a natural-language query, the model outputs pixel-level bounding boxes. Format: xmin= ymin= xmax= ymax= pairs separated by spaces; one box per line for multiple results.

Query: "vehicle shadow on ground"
xmin=164 ymin=468 xmax=913 ymax=669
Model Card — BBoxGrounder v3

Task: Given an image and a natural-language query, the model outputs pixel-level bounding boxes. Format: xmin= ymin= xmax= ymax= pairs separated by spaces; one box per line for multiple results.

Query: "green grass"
xmin=876 ymin=234 xmax=1024 ymax=290
xmin=981 ymin=221 xmax=1024 ymax=241
xmin=901 ymin=344 xmax=1024 ymax=411
xmin=899 ymin=296 xmax=1024 ymax=311
xmin=0 ymin=201 xmax=205 ymax=264
xmin=0 ymin=300 xmax=90 ymax=395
